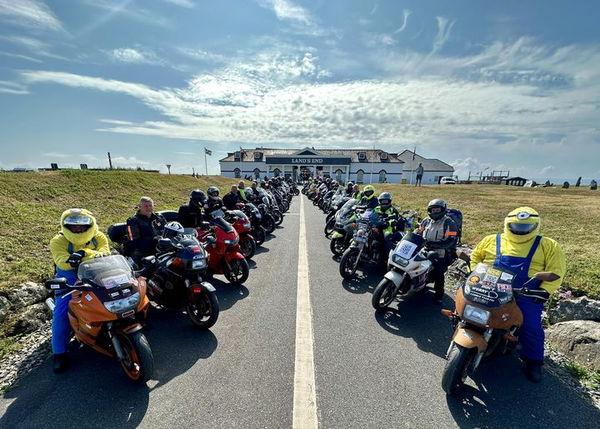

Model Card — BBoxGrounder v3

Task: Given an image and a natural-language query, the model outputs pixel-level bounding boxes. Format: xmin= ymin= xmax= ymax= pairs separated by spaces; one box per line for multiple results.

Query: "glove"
xmin=67 ymin=250 xmax=85 ymax=267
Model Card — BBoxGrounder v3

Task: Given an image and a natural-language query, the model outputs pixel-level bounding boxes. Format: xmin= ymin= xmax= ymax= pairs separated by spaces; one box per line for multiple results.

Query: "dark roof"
xmin=220 ymin=147 xmax=404 ymax=163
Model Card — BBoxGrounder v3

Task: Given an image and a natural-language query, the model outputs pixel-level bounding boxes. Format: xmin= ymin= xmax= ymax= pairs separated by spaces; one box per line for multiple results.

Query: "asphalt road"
xmin=1 ymin=195 xmax=599 ymax=428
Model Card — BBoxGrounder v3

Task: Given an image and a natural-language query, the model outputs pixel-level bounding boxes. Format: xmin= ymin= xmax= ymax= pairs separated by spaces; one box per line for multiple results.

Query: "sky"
xmin=0 ymin=0 xmax=599 ymax=180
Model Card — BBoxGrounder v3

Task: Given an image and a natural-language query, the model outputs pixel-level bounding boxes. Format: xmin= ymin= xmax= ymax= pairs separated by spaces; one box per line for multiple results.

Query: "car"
xmin=440 ymin=176 xmax=457 ymax=185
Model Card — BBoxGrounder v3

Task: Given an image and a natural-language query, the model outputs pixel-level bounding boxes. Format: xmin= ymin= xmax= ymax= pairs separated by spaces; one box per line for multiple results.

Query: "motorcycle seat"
xmin=107 ymin=223 xmax=127 ymax=244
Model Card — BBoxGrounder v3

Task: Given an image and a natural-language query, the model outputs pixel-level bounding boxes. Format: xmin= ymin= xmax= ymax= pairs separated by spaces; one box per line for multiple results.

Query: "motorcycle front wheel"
xmin=254 ymin=226 xmax=266 ymax=246
xmin=273 ymin=211 xmax=283 ymax=226
xmin=324 ymin=217 xmax=336 ymax=236
xmin=372 ymin=278 xmax=397 ymax=310
xmin=339 ymin=247 xmax=360 ymax=280
xmin=224 ymin=258 xmax=250 ymax=285
xmin=330 ymin=236 xmax=346 ymax=256
xmin=117 ymin=331 xmax=154 ymax=383
xmin=186 ymin=289 xmax=219 ymax=329
xmin=441 ymin=344 xmax=476 ymax=395
xmin=240 ymin=236 xmax=257 ymax=260
xmin=262 ymin=215 xmax=276 ymax=234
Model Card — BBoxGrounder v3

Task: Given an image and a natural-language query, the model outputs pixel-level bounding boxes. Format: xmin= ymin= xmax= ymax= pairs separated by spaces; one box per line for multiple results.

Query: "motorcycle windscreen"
xmin=211 ymin=216 xmax=235 ymax=233
xmin=228 ymin=209 xmax=248 ymax=220
xmin=77 ymin=255 xmax=135 ymax=289
xmin=339 ymin=199 xmax=359 ymax=216
xmin=462 ymin=263 xmax=516 ymax=308
xmin=393 ymin=232 xmax=424 ymax=259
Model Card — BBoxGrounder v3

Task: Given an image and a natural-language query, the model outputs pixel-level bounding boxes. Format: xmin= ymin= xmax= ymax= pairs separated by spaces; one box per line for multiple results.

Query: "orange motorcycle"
xmin=440 ymin=262 xmax=557 ymax=395
xmin=45 ymin=254 xmax=154 ymax=383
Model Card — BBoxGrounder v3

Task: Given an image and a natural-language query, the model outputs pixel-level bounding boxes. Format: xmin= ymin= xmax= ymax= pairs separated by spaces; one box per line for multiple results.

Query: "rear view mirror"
xmin=427 ymin=252 xmax=439 ymax=261
xmin=533 ymin=272 xmax=560 ymax=282
xmin=142 ymin=256 xmax=157 ymax=267
xmin=45 ymin=278 xmax=68 ymax=291
xmin=200 ymin=221 xmax=211 ymax=229
xmin=456 ymin=249 xmax=471 ymax=264
xmin=157 ymin=238 xmax=173 ymax=251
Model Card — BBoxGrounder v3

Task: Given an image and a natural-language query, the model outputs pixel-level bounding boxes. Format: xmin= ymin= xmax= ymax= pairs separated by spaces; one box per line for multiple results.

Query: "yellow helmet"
xmin=504 ymin=207 xmax=540 ymax=243
xmin=362 ymin=185 xmax=376 ymax=199
xmin=60 ymin=208 xmax=98 ymax=246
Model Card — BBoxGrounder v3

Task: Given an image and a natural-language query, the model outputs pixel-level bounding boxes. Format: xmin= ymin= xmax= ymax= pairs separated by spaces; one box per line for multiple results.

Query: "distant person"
xmin=237 ymin=181 xmax=247 ymax=201
xmin=223 ymin=185 xmax=241 ymax=210
xmin=49 ymin=208 xmax=110 ymax=373
xmin=124 ymin=197 xmax=166 ymax=265
xmin=590 ymin=180 xmax=597 ymax=190
xmin=415 ymin=163 xmax=424 ymax=186
xmin=470 ymin=207 xmax=566 ymax=382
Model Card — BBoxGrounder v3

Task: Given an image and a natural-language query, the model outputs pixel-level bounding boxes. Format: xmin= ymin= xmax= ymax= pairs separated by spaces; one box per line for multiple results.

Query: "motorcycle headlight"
xmin=224 ymin=237 xmax=239 ymax=246
xmin=392 ymin=253 xmax=409 ymax=266
xmin=191 ymin=258 xmax=207 ymax=269
xmin=463 ymin=304 xmax=490 ymax=325
xmin=243 ymin=221 xmax=251 ymax=228
xmin=104 ymin=292 xmax=140 ymax=314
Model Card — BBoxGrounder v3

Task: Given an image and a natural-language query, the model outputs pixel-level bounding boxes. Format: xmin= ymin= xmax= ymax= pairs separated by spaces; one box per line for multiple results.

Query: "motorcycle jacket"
xmin=178 ymin=203 xmax=204 ymax=228
xmin=416 ymin=215 xmax=458 ymax=257
xmin=374 ymin=205 xmax=401 ymax=235
xmin=124 ymin=211 xmax=167 ymax=257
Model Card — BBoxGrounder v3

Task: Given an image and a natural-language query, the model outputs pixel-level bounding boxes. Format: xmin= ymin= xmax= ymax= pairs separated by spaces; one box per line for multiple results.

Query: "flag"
xmin=412 ymin=146 xmax=416 ymax=160
xmin=205 ymin=148 xmax=212 ymax=156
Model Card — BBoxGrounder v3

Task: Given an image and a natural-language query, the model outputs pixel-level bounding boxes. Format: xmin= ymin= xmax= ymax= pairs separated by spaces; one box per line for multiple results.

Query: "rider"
xmin=205 ymin=186 xmax=225 ymax=218
xmin=124 ymin=197 xmax=166 ymax=265
xmin=416 ymin=199 xmax=458 ymax=304
xmin=344 ymin=181 xmax=355 ymax=197
xmin=223 ymin=185 xmax=241 ymax=210
xmin=470 ymin=207 xmax=566 ymax=383
xmin=351 ymin=184 xmax=361 ymax=200
xmin=49 ymin=208 xmax=110 ymax=373
xmin=358 ymin=185 xmax=378 ymax=209
xmin=178 ymin=189 xmax=207 ymax=228
xmin=237 ymin=181 xmax=247 ymax=201
xmin=374 ymin=192 xmax=403 ymax=254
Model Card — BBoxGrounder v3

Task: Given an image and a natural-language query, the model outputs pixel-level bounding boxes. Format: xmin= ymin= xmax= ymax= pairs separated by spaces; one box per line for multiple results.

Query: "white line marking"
xmin=293 ymin=196 xmax=318 ymax=429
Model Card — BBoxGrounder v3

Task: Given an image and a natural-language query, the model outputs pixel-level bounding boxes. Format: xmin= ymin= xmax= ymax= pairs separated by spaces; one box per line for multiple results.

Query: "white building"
xmin=397 ymin=150 xmax=455 ymax=185
xmin=219 ymin=147 xmax=454 ymax=184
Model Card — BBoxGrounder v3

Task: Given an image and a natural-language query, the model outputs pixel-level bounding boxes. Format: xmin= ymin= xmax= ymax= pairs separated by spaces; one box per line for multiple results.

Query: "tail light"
xmin=170 ymin=257 xmax=184 ymax=268
xmin=192 ymin=286 xmax=203 ymax=294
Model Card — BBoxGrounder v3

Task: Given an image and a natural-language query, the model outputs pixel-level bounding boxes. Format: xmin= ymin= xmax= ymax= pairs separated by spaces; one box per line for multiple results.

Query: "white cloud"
xmin=175 ymin=151 xmax=196 ymax=155
xmin=111 ymin=156 xmax=151 ymax=167
xmin=42 ymin=152 xmax=69 ymax=158
xmin=0 ymin=80 xmax=29 ymax=95
xmin=431 ymin=16 xmax=455 ymax=55
xmin=110 ymin=47 xmax=163 ymax=65
xmin=393 ymin=9 xmax=412 ymax=34
xmin=79 ymin=0 xmax=171 ymax=33
xmin=257 ymin=0 xmax=313 ymax=26
xmin=0 ymin=51 xmax=43 ymax=63
xmin=177 ymin=47 xmax=227 ymax=64
xmin=0 ymin=0 xmax=65 ymax=33
xmin=161 ymin=0 xmax=195 ymax=8
xmin=539 ymin=165 xmax=555 ymax=175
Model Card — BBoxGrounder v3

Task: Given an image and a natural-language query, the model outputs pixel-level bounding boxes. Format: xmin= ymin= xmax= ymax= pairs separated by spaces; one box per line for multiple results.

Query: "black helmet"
xmin=377 ymin=192 xmax=392 ymax=210
xmin=189 ymin=189 xmax=206 ymax=207
xmin=207 ymin=186 xmax=219 ymax=199
xmin=346 ymin=181 xmax=354 ymax=189
xmin=163 ymin=221 xmax=184 ymax=239
xmin=427 ymin=199 xmax=447 ymax=221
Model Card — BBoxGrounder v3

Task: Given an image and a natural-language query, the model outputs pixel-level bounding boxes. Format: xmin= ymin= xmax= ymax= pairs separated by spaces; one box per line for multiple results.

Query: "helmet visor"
xmin=508 ymin=222 xmax=538 ymax=235
xmin=363 ymin=190 xmax=374 ymax=197
xmin=63 ymin=215 xmax=92 ymax=226
xmin=428 ymin=206 xmax=443 ymax=214
xmin=379 ymin=199 xmax=391 ymax=206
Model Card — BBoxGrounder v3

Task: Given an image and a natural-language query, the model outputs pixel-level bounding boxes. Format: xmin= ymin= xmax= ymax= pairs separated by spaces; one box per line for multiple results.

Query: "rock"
xmin=548 ymin=296 xmax=600 ymax=324
xmin=546 ymin=320 xmax=600 ymax=371
xmin=0 ymin=295 xmax=10 ymax=323
xmin=7 ymin=282 xmax=49 ymax=310
xmin=8 ymin=304 xmax=52 ymax=336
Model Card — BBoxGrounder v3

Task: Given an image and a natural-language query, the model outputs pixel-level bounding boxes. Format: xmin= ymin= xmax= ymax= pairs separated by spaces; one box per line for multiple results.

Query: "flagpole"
xmin=204 ymin=148 xmax=208 ymax=176
xmin=409 ymin=145 xmax=416 ymax=185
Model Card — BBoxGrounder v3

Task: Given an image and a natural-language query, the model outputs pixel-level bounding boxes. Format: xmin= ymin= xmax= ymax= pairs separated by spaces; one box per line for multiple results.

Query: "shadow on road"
xmin=445 ymin=354 xmax=600 ymax=428
xmin=340 ymin=266 xmax=386 ymax=294
xmin=254 ymin=246 xmax=270 ymax=256
xmin=374 ymin=289 xmax=454 ymax=358
xmin=210 ymin=278 xmax=250 ymax=312
xmin=1 ymin=311 xmax=218 ymax=429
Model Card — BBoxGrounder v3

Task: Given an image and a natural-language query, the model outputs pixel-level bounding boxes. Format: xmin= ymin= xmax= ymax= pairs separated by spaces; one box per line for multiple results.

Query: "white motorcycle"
xmin=371 ymin=232 xmax=438 ymax=310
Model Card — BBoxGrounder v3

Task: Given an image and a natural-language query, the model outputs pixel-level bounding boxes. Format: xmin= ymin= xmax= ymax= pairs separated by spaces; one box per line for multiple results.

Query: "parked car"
xmin=440 ymin=176 xmax=457 ymax=185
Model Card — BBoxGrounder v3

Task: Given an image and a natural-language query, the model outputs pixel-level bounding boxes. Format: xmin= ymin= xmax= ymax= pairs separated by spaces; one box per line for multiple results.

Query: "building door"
xmin=335 ymin=169 xmax=343 ymax=182
xmin=378 ymin=170 xmax=387 ymax=183
xmin=356 ymin=169 xmax=364 ymax=184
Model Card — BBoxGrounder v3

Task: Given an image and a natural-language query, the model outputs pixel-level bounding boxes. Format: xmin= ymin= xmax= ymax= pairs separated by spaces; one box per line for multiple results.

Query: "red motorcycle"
xmin=196 ymin=210 xmax=250 ymax=285
xmin=225 ymin=209 xmax=256 ymax=260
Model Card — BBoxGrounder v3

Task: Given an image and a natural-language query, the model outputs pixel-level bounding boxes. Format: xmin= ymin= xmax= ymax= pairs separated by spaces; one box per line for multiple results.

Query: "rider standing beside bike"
xmin=416 ymin=199 xmax=458 ymax=304
xmin=49 ymin=208 xmax=110 ymax=372
xmin=124 ymin=197 xmax=166 ymax=266
xmin=469 ymin=207 xmax=565 ymax=383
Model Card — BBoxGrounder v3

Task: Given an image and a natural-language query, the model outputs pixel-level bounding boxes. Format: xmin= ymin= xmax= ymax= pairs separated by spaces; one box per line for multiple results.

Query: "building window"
xmin=273 ymin=168 xmax=281 ymax=177
xmin=234 ymin=151 xmax=241 ymax=161
xmin=335 ymin=169 xmax=343 ymax=182
xmin=378 ymin=170 xmax=387 ymax=183
xmin=234 ymin=168 xmax=241 ymax=178
xmin=356 ymin=169 xmax=364 ymax=184
xmin=254 ymin=168 xmax=261 ymax=179
xmin=358 ymin=152 xmax=367 ymax=161
xmin=379 ymin=152 xmax=388 ymax=160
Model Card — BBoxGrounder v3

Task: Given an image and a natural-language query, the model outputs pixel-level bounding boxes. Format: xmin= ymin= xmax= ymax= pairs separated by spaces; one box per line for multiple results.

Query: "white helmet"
xmin=163 ymin=221 xmax=184 ymax=239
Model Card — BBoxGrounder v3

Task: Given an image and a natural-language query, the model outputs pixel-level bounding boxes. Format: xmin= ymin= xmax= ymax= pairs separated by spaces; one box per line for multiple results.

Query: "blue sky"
xmin=0 ymin=0 xmax=599 ymax=180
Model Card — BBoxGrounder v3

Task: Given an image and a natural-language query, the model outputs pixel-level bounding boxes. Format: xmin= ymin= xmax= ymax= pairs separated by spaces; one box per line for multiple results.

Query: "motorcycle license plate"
xmin=353 ymin=234 xmax=367 ymax=242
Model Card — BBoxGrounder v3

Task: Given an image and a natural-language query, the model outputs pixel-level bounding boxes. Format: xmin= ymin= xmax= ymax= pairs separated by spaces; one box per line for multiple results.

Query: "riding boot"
xmin=53 ymin=353 xmax=69 ymax=373
xmin=522 ymin=358 xmax=543 ymax=383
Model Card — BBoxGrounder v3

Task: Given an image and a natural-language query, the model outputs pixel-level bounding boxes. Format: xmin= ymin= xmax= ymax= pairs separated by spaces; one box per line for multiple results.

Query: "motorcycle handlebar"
xmin=512 ymin=287 xmax=550 ymax=302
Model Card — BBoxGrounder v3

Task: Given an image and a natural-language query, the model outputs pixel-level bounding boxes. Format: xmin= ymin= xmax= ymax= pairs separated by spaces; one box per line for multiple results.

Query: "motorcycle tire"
xmin=330 ymin=236 xmax=347 ymax=256
xmin=441 ymin=344 xmax=476 ymax=395
xmin=324 ymin=217 xmax=336 ymax=236
xmin=372 ymin=278 xmax=397 ymax=310
xmin=240 ymin=237 xmax=257 ymax=260
xmin=293 ymin=188 xmax=300 ymax=196
xmin=339 ymin=248 xmax=360 ymax=280
xmin=254 ymin=227 xmax=266 ymax=246
xmin=186 ymin=289 xmax=219 ymax=330
xmin=273 ymin=211 xmax=283 ymax=226
xmin=118 ymin=330 xmax=154 ymax=383
xmin=262 ymin=215 xmax=276 ymax=234
xmin=224 ymin=258 xmax=250 ymax=285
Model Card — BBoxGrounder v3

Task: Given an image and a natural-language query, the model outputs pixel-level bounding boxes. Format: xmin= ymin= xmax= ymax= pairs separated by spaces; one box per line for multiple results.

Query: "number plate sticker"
xmin=395 ymin=241 xmax=418 ymax=259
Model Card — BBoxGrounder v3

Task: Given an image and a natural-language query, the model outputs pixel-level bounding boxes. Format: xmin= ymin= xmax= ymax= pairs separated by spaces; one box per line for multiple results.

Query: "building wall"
xmin=349 ymin=162 xmax=404 ymax=184
xmin=220 ymin=161 xmax=268 ymax=179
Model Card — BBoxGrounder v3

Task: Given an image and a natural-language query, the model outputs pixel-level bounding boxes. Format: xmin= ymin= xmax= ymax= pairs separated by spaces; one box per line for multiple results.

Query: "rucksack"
xmin=446 ymin=209 xmax=463 ymax=245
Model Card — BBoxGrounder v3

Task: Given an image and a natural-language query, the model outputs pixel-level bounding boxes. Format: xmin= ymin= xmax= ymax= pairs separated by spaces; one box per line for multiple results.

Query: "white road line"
xmin=293 ymin=196 xmax=318 ymax=429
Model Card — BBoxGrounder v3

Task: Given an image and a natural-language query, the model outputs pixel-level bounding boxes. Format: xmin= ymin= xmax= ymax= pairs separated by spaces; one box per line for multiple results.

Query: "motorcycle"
xmin=324 ymin=195 xmax=351 ymax=236
xmin=140 ymin=231 xmax=219 ymax=330
xmin=240 ymin=202 xmax=266 ymax=246
xmin=225 ymin=209 xmax=257 ymax=260
xmin=196 ymin=210 xmax=250 ymax=285
xmin=45 ymin=255 xmax=154 ymax=383
xmin=329 ymin=199 xmax=360 ymax=256
xmin=338 ymin=210 xmax=387 ymax=280
xmin=440 ymin=262 xmax=556 ymax=395
xmin=371 ymin=232 xmax=436 ymax=310
xmin=256 ymin=200 xmax=276 ymax=234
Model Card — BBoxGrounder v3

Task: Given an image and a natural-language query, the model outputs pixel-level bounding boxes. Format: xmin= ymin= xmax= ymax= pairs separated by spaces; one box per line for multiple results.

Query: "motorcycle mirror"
xmin=427 ymin=252 xmax=439 ymax=261
xmin=456 ymin=249 xmax=471 ymax=264
xmin=142 ymin=255 xmax=157 ymax=267
xmin=45 ymin=278 xmax=68 ymax=291
xmin=533 ymin=272 xmax=560 ymax=282
xmin=157 ymin=238 xmax=174 ymax=250
xmin=200 ymin=221 xmax=211 ymax=229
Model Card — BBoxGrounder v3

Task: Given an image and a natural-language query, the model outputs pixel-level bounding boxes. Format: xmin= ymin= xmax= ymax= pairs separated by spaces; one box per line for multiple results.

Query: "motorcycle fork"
xmin=470 ymin=328 xmax=493 ymax=373
xmin=106 ymin=322 xmax=125 ymax=360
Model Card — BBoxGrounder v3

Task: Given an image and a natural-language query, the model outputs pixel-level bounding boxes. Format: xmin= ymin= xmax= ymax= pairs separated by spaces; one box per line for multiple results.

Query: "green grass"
xmin=565 ymin=360 xmax=600 ymax=390
xmin=0 ymin=170 xmax=237 ymax=293
xmin=376 ymin=183 xmax=600 ymax=298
